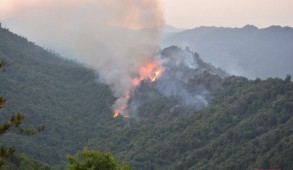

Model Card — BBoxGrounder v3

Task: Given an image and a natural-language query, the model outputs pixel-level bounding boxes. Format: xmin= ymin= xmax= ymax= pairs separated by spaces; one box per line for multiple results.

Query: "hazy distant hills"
xmin=162 ymin=25 xmax=293 ymax=79
xmin=162 ymin=24 xmax=186 ymax=33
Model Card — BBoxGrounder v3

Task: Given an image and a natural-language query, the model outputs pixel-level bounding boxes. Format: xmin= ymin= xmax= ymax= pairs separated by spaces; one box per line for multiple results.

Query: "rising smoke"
xmin=127 ymin=46 xmax=224 ymax=120
xmin=0 ymin=0 xmax=164 ymax=113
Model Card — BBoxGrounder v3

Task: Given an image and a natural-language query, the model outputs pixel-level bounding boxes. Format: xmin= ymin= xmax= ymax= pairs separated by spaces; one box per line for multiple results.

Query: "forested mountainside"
xmin=0 ymin=26 xmax=292 ymax=170
xmin=162 ymin=25 xmax=293 ymax=79
xmin=121 ymin=76 xmax=293 ymax=170
xmin=0 ymin=26 xmax=116 ymax=169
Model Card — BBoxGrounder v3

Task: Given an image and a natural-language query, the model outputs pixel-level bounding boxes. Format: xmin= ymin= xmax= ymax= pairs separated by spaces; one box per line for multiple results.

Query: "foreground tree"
xmin=0 ymin=60 xmax=44 ymax=168
xmin=67 ymin=148 xmax=130 ymax=170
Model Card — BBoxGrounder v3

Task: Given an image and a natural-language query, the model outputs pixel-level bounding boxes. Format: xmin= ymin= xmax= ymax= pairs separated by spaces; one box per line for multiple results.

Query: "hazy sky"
xmin=162 ymin=0 xmax=293 ymax=28
xmin=0 ymin=0 xmax=292 ymax=29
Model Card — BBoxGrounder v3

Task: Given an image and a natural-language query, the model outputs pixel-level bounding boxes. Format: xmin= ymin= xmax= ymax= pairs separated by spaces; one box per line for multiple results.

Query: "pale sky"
xmin=162 ymin=0 xmax=293 ymax=28
xmin=0 ymin=0 xmax=292 ymax=29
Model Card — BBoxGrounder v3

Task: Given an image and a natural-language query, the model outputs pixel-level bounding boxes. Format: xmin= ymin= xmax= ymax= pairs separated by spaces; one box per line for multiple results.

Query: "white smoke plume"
xmin=0 ymin=0 xmax=164 ymax=114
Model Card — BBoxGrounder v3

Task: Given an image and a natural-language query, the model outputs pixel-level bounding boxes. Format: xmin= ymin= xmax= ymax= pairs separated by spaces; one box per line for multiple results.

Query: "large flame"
xmin=113 ymin=60 xmax=163 ymax=118
xmin=132 ymin=61 xmax=163 ymax=85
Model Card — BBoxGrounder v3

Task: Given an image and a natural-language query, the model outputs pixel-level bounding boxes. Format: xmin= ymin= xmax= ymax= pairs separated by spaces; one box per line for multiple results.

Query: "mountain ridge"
xmin=162 ymin=25 xmax=293 ymax=79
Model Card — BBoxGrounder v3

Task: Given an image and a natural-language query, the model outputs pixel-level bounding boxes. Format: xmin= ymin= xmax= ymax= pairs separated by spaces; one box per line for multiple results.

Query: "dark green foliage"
xmin=0 ymin=62 xmax=24 ymax=167
xmin=0 ymin=60 xmax=7 ymax=69
xmin=0 ymin=42 xmax=44 ymax=168
xmin=0 ymin=60 xmax=44 ymax=168
xmin=67 ymin=148 xmax=130 ymax=170
xmin=1 ymin=153 xmax=54 ymax=170
xmin=102 ymin=76 xmax=293 ymax=170
xmin=0 ymin=26 xmax=116 ymax=169
xmin=0 ymin=146 xmax=15 ymax=168
xmin=0 ymin=97 xmax=5 ymax=109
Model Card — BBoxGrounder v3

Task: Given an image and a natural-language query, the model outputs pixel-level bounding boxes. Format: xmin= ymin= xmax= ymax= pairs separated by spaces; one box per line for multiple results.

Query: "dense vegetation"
xmin=116 ymin=75 xmax=292 ymax=170
xmin=1 ymin=154 xmax=53 ymax=170
xmin=67 ymin=148 xmax=130 ymax=170
xmin=0 ymin=26 xmax=292 ymax=169
xmin=1 ymin=56 xmax=45 ymax=169
xmin=0 ymin=26 xmax=117 ymax=169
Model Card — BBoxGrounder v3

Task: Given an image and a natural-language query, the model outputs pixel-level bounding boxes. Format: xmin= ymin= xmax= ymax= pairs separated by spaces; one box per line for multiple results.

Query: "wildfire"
xmin=113 ymin=60 xmax=163 ymax=118
xmin=113 ymin=91 xmax=130 ymax=118
xmin=151 ymin=70 xmax=161 ymax=82
xmin=113 ymin=105 xmax=128 ymax=118
xmin=132 ymin=62 xmax=163 ymax=86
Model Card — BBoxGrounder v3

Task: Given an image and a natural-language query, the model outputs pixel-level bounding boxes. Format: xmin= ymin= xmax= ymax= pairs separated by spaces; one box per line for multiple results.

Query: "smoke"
xmin=155 ymin=47 xmax=209 ymax=107
xmin=0 ymin=0 xmax=164 ymax=113
xmin=126 ymin=46 xmax=222 ymax=120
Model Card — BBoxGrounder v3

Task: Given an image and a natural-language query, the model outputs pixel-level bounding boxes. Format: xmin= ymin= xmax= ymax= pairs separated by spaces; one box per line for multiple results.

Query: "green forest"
xmin=0 ymin=26 xmax=292 ymax=170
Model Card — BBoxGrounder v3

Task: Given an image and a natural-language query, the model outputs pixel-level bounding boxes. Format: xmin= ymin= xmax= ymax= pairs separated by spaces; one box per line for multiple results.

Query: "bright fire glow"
xmin=113 ymin=60 xmax=163 ymax=118
xmin=132 ymin=62 xmax=163 ymax=86
xmin=152 ymin=70 xmax=161 ymax=81
xmin=113 ymin=105 xmax=128 ymax=118
xmin=113 ymin=91 xmax=130 ymax=118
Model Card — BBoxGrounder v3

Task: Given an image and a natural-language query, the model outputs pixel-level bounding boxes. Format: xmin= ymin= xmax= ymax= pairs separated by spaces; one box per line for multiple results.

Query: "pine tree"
xmin=0 ymin=59 xmax=44 ymax=168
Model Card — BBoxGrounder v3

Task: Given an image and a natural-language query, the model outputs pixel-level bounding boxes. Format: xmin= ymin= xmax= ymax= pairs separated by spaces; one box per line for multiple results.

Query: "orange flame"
xmin=113 ymin=60 xmax=163 ymax=118
xmin=132 ymin=61 xmax=163 ymax=85
xmin=113 ymin=91 xmax=130 ymax=118
xmin=113 ymin=105 xmax=128 ymax=118
xmin=151 ymin=70 xmax=161 ymax=81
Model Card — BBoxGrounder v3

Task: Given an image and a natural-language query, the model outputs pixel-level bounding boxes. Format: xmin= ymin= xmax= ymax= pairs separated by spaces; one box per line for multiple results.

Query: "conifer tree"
xmin=0 ymin=59 xmax=44 ymax=168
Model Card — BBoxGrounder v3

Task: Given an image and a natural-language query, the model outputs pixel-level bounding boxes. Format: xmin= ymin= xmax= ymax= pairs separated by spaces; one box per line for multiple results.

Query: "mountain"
xmin=0 ymin=25 xmax=292 ymax=169
xmin=162 ymin=25 xmax=186 ymax=34
xmin=0 ymin=25 xmax=117 ymax=168
xmin=162 ymin=25 xmax=293 ymax=79
xmin=127 ymin=46 xmax=227 ymax=121
xmin=161 ymin=25 xmax=186 ymax=42
xmin=119 ymin=75 xmax=293 ymax=170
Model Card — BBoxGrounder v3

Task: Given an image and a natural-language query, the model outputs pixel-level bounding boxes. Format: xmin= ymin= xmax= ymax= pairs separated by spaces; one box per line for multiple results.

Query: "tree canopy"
xmin=67 ymin=148 xmax=130 ymax=170
xmin=0 ymin=59 xmax=44 ymax=168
